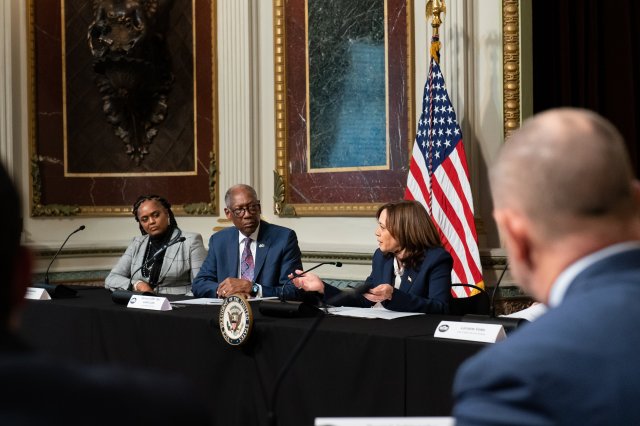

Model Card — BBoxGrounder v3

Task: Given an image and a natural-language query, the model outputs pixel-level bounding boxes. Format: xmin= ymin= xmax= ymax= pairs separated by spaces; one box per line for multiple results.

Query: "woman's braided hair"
xmin=132 ymin=195 xmax=178 ymax=235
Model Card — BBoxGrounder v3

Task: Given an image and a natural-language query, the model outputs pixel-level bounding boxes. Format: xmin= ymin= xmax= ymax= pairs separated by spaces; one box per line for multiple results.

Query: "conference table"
xmin=18 ymin=287 xmax=486 ymax=426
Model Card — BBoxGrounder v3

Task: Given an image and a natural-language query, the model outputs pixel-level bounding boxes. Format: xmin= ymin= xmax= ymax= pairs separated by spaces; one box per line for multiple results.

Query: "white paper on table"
xmin=500 ymin=302 xmax=547 ymax=321
xmin=325 ymin=306 xmax=424 ymax=320
xmin=171 ymin=296 xmax=278 ymax=306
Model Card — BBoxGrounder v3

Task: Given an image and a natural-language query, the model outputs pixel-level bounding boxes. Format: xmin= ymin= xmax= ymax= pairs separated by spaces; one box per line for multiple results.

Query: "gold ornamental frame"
xmin=502 ymin=0 xmax=522 ymax=138
xmin=273 ymin=0 xmax=416 ymax=217
xmin=274 ymin=0 xmax=522 ymax=217
xmin=27 ymin=0 xmax=219 ymax=216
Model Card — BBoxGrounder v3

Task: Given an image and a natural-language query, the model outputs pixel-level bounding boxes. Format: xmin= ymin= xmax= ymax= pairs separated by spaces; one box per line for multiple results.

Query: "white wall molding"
xmin=217 ymin=0 xmax=255 ymax=197
xmin=0 ymin=1 xmax=13 ymax=176
xmin=4 ymin=0 xmax=508 ymax=281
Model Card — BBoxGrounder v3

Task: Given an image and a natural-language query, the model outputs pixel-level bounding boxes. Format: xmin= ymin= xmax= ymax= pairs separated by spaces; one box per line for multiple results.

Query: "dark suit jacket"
xmin=0 ymin=331 xmax=211 ymax=425
xmin=453 ymin=247 xmax=640 ymax=426
xmin=192 ymin=220 xmax=303 ymax=298
xmin=324 ymin=247 xmax=452 ymax=313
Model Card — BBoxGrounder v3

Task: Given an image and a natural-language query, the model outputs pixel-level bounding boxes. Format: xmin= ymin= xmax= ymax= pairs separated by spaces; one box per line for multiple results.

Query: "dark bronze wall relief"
xmin=29 ymin=0 xmax=218 ymax=216
xmin=85 ymin=0 xmax=177 ymax=166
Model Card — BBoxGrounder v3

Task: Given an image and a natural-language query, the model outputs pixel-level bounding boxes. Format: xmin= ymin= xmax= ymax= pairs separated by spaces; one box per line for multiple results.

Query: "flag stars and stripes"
xmin=405 ymin=55 xmax=485 ymax=297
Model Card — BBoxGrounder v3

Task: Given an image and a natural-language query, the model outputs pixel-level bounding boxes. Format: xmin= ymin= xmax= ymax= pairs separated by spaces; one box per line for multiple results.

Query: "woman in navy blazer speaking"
xmin=292 ymin=200 xmax=452 ymax=313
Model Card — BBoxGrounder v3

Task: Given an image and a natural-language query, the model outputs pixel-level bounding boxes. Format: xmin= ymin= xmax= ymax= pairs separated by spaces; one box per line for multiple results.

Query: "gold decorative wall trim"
xmin=272 ymin=0 xmax=414 ymax=216
xmin=27 ymin=0 xmax=219 ymax=217
xmin=502 ymin=0 xmax=521 ymax=138
xmin=273 ymin=0 xmax=288 ymax=213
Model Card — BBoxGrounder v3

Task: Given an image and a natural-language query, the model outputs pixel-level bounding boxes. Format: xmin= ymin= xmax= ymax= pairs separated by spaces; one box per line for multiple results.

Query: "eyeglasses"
xmin=228 ymin=203 xmax=261 ymax=218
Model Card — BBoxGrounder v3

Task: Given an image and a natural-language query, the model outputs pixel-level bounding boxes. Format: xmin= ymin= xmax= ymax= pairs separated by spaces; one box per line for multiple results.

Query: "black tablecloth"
xmin=18 ymin=288 xmax=485 ymax=426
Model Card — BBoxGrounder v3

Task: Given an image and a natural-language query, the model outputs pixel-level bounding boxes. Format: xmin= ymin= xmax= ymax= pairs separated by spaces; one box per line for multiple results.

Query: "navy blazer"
xmin=453 ymin=247 xmax=640 ymax=426
xmin=324 ymin=247 xmax=452 ymax=313
xmin=192 ymin=221 xmax=303 ymax=298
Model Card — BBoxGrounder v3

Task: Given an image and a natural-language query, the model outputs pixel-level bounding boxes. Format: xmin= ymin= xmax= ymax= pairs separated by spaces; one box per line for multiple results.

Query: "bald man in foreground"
xmin=453 ymin=108 xmax=640 ymax=425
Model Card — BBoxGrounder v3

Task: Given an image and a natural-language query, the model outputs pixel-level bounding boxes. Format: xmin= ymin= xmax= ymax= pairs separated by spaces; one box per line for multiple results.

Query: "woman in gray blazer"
xmin=105 ymin=195 xmax=207 ymax=295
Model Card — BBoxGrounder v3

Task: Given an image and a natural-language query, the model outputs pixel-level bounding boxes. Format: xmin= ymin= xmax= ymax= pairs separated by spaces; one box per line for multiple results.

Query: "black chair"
xmin=449 ymin=283 xmax=491 ymax=316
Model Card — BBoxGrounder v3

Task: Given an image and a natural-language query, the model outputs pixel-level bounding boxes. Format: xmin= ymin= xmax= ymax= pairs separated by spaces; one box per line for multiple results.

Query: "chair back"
xmin=449 ymin=283 xmax=491 ymax=316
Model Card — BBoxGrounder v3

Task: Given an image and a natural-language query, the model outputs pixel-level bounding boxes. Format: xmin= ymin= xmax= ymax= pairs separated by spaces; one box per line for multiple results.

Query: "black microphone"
xmin=290 ymin=261 xmax=343 ymax=279
xmin=34 ymin=225 xmax=85 ymax=298
xmin=260 ymin=262 xmax=343 ymax=317
xmin=127 ymin=235 xmax=186 ymax=290
xmin=491 ymin=260 xmax=509 ymax=317
xmin=45 ymin=225 xmax=85 ymax=285
xmin=452 ymin=260 xmax=526 ymax=333
xmin=282 ymin=261 xmax=343 ymax=302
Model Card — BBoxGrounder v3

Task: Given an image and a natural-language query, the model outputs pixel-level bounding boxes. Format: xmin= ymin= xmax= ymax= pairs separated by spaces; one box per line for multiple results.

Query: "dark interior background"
xmin=532 ymin=0 xmax=640 ymax=176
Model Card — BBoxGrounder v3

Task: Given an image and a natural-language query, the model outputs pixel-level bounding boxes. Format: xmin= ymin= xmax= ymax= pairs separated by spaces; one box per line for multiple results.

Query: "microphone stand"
xmin=266 ymin=284 xmax=367 ymax=426
xmin=34 ymin=225 xmax=86 ymax=298
xmin=454 ymin=261 xmax=526 ymax=333
xmin=259 ymin=262 xmax=342 ymax=318
xmin=491 ymin=260 xmax=509 ymax=317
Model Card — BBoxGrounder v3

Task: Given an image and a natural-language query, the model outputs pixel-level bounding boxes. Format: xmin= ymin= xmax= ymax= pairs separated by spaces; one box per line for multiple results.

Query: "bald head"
xmin=491 ymin=108 xmax=637 ymax=239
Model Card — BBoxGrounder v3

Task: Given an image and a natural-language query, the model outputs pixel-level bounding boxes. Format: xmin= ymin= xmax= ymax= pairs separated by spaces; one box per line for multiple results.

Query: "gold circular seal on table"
xmin=219 ymin=294 xmax=253 ymax=346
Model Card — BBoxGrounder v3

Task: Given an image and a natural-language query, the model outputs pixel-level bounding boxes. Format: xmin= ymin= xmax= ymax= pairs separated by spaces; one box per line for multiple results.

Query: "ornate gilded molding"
xmin=301 ymin=251 xmax=372 ymax=265
xmin=503 ymin=0 xmax=521 ymax=138
xmin=480 ymin=255 xmax=508 ymax=268
xmin=273 ymin=0 xmax=288 ymax=215
xmin=30 ymin=155 xmax=80 ymax=216
xmin=272 ymin=0 xmax=414 ymax=217
xmin=273 ymin=169 xmax=296 ymax=217
xmin=27 ymin=0 xmax=218 ymax=217
xmin=30 ymin=150 xmax=218 ymax=217
xmin=184 ymin=151 xmax=218 ymax=215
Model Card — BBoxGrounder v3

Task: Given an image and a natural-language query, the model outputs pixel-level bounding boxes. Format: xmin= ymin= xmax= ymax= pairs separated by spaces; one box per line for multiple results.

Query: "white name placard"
xmin=434 ymin=320 xmax=506 ymax=343
xmin=315 ymin=418 xmax=454 ymax=426
xmin=127 ymin=295 xmax=172 ymax=311
xmin=25 ymin=287 xmax=51 ymax=300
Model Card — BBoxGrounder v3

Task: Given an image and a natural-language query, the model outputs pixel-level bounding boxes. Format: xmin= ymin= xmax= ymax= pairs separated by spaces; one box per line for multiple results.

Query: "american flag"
xmin=405 ymin=43 xmax=484 ymax=297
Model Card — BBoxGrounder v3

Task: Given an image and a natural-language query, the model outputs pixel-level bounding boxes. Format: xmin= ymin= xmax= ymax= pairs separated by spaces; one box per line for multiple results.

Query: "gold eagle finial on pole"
xmin=426 ymin=0 xmax=446 ymax=62
xmin=426 ymin=0 xmax=446 ymax=34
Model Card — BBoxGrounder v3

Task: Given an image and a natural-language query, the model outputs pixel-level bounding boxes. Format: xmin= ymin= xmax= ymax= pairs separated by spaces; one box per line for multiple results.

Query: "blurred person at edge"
xmin=454 ymin=108 xmax=640 ymax=426
xmin=0 ymin=164 xmax=212 ymax=425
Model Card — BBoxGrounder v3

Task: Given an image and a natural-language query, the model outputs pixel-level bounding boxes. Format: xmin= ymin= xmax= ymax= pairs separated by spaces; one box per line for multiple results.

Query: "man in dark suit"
xmin=193 ymin=184 xmax=303 ymax=299
xmin=453 ymin=108 xmax=640 ymax=425
xmin=0 ymin=163 xmax=211 ymax=425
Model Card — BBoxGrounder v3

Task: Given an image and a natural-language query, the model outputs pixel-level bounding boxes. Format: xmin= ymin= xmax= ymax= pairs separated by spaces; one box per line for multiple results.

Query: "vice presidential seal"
xmin=219 ymin=294 xmax=253 ymax=345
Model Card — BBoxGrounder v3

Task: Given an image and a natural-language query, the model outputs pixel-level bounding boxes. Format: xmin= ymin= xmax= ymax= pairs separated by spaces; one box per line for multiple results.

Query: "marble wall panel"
xmin=28 ymin=0 xmax=217 ymax=215
xmin=276 ymin=0 xmax=413 ymax=216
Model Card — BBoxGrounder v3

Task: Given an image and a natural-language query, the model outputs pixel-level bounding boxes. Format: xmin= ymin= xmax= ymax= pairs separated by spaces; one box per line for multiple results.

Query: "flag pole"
xmin=426 ymin=0 xmax=446 ymax=62
xmin=406 ymin=0 xmax=485 ymax=296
